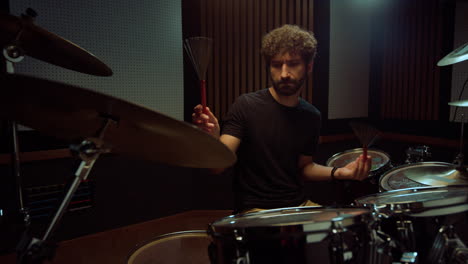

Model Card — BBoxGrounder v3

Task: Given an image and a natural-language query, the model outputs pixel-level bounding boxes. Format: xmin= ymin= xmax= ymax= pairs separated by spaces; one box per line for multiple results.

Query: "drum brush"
xmin=349 ymin=121 xmax=381 ymax=162
xmin=184 ymin=37 xmax=213 ymax=113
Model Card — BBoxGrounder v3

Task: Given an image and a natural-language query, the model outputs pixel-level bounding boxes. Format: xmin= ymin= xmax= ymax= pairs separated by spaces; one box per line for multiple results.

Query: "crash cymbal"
xmin=0 ymin=74 xmax=236 ymax=168
xmin=403 ymin=162 xmax=468 ymax=186
xmin=437 ymin=42 xmax=468 ymax=66
xmin=448 ymin=100 xmax=468 ymax=107
xmin=0 ymin=11 xmax=112 ymax=76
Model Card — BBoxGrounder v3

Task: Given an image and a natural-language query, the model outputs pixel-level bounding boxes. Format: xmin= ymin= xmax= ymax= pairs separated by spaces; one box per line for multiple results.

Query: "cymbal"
xmin=448 ymin=100 xmax=468 ymax=107
xmin=0 ymin=74 xmax=236 ymax=168
xmin=404 ymin=162 xmax=468 ymax=186
xmin=437 ymin=42 xmax=468 ymax=66
xmin=0 ymin=12 xmax=113 ymax=76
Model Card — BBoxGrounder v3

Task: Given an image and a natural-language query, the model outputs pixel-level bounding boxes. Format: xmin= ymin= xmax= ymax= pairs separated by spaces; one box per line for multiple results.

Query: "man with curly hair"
xmin=193 ymin=24 xmax=370 ymax=214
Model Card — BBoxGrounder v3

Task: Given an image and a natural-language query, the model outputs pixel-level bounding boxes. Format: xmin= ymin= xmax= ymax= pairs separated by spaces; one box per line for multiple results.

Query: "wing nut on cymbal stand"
xmin=16 ymin=118 xmax=114 ymax=264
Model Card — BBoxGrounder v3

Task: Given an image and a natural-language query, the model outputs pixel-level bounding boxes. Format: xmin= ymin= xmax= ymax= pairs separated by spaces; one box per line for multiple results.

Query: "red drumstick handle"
xmin=363 ymin=145 xmax=368 ymax=162
xmin=200 ymin=79 xmax=207 ymax=113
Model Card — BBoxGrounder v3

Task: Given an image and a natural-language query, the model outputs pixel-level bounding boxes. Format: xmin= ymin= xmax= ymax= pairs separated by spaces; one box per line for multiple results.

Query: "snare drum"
xmin=355 ymin=186 xmax=468 ymax=263
xmin=209 ymin=206 xmax=386 ymax=264
xmin=379 ymin=162 xmax=453 ymax=191
xmin=326 ymin=148 xmax=391 ymax=180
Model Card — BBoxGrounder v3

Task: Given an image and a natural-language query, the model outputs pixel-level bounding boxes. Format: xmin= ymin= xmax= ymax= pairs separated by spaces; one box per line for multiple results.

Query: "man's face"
xmin=270 ymin=52 xmax=310 ymax=96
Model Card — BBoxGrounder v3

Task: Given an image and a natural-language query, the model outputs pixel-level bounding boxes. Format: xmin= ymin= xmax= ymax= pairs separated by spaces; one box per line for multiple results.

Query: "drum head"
xmin=326 ymin=148 xmax=390 ymax=173
xmin=127 ymin=230 xmax=210 ymax=264
xmin=355 ymin=185 xmax=468 ymax=217
xmin=210 ymin=206 xmax=370 ymax=234
xmin=379 ymin=162 xmax=452 ymax=191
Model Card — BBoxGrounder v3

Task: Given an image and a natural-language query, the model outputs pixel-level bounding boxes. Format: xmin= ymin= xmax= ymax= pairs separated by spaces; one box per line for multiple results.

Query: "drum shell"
xmin=209 ymin=207 xmax=377 ymax=264
xmin=355 ymin=186 xmax=468 ymax=263
xmin=126 ymin=230 xmax=211 ymax=264
xmin=378 ymin=210 xmax=468 ymax=261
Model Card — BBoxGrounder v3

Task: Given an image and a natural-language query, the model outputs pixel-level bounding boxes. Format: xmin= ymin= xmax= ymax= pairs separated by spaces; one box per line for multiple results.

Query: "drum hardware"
xmin=2 ymin=35 xmax=31 ymax=232
xmin=452 ymin=113 xmax=466 ymax=169
xmin=232 ymin=229 xmax=250 ymax=264
xmin=354 ymin=186 xmax=468 ymax=264
xmin=404 ymin=145 xmax=431 ymax=164
xmin=1 ymin=8 xmax=114 ymax=253
xmin=426 ymin=225 xmax=468 ymax=264
xmin=0 ymin=73 xmax=235 ymax=262
xmin=396 ymin=220 xmax=416 ymax=252
xmin=399 ymin=252 xmax=418 ymax=264
xmin=368 ymin=229 xmax=394 ymax=264
xmin=16 ymin=119 xmax=113 ymax=264
xmin=450 ymin=247 xmax=468 ymax=264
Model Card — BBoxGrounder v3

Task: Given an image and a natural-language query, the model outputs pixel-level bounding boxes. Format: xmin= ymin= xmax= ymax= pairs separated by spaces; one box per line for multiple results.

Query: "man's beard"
xmin=272 ymin=76 xmax=307 ymax=96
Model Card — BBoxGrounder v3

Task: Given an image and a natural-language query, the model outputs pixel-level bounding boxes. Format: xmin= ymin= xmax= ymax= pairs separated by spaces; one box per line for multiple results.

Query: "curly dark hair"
xmin=261 ymin=24 xmax=317 ymax=65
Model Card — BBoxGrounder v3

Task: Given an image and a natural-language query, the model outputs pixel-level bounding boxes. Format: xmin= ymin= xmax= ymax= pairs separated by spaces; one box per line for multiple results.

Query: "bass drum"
xmin=209 ymin=206 xmax=390 ymax=264
xmin=355 ymin=186 xmax=468 ymax=264
xmin=379 ymin=162 xmax=454 ymax=192
xmin=126 ymin=230 xmax=211 ymax=264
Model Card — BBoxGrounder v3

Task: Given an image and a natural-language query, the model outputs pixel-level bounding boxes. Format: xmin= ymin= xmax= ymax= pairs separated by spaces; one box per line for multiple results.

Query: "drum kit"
xmin=2 ymin=7 xmax=468 ymax=264
xmin=200 ymin=44 xmax=468 ymax=264
xmin=0 ymin=9 xmax=236 ymax=264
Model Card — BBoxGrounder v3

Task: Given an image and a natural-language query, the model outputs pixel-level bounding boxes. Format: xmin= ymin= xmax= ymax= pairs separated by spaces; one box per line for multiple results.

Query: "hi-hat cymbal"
xmin=404 ymin=162 xmax=468 ymax=186
xmin=0 ymin=74 xmax=236 ymax=168
xmin=437 ymin=42 xmax=468 ymax=66
xmin=448 ymin=100 xmax=468 ymax=107
xmin=0 ymin=12 xmax=112 ymax=76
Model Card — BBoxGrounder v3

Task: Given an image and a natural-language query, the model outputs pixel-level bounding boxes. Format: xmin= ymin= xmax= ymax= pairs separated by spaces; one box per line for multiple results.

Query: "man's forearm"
xmin=302 ymin=162 xmax=337 ymax=181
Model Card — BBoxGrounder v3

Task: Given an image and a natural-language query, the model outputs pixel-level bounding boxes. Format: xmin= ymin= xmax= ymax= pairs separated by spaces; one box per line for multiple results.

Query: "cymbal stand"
xmin=2 ymin=42 xmax=30 ymax=227
xmin=453 ymin=114 xmax=467 ymax=173
xmin=16 ymin=118 xmax=113 ymax=264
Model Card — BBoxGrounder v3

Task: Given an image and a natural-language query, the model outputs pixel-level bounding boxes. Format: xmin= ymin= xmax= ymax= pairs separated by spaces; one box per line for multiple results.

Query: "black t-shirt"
xmin=221 ymin=88 xmax=321 ymax=212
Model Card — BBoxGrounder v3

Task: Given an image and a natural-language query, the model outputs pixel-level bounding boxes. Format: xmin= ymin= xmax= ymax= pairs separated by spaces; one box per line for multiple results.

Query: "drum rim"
xmin=326 ymin=147 xmax=391 ymax=170
xmin=126 ymin=230 xmax=209 ymax=264
xmin=354 ymin=185 xmax=468 ymax=216
xmin=209 ymin=206 xmax=371 ymax=235
xmin=379 ymin=161 xmax=455 ymax=191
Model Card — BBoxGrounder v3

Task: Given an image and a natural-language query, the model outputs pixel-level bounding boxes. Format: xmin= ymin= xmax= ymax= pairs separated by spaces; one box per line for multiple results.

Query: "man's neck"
xmin=268 ymin=87 xmax=300 ymax=107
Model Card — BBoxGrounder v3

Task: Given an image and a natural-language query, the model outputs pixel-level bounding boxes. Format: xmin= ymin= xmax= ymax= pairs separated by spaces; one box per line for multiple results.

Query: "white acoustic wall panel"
xmin=328 ymin=0 xmax=371 ymax=119
xmin=9 ymin=0 xmax=183 ymax=120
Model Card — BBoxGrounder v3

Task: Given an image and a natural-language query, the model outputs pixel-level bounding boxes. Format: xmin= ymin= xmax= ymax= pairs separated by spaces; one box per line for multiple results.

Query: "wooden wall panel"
xmin=191 ymin=0 xmax=316 ymax=119
xmin=378 ymin=0 xmax=444 ymax=121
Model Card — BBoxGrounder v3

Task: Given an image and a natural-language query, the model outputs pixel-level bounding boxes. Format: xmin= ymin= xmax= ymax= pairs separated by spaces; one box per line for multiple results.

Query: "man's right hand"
xmin=192 ymin=104 xmax=220 ymax=139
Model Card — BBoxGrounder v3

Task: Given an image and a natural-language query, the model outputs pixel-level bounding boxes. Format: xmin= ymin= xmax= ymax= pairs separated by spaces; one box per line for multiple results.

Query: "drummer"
xmin=192 ymin=24 xmax=371 ymax=214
